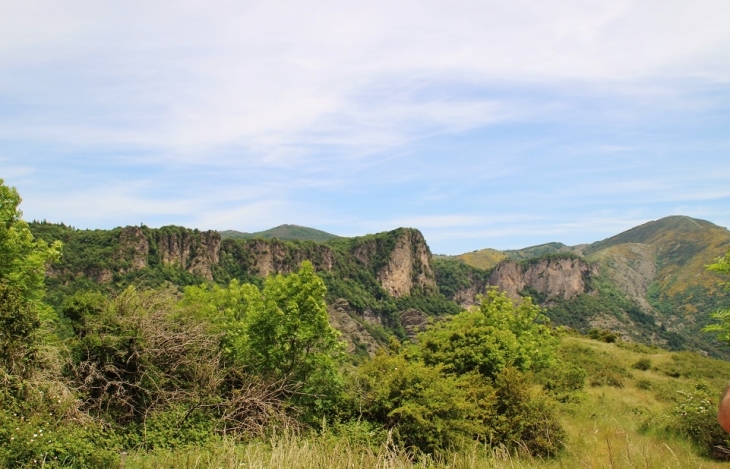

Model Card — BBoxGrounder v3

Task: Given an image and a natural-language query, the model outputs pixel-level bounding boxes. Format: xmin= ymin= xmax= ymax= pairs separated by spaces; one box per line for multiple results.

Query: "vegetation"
xmin=703 ymin=249 xmax=730 ymax=344
xmin=7 ymin=181 xmax=730 ymax=467
xmin=220 ymin=224 xmax=339 ymax=243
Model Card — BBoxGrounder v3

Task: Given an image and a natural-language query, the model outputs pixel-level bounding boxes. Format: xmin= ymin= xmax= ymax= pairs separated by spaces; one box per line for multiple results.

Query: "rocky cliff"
xmin=231 ymin=239 xmax=335 ymax=277
xmin=351 ymin=228 xmax=437 ymax=298
xmin=155 ymin=228 xmax=221 ymax=280
xmin=488 ymin=256 xmax=598 ymax=302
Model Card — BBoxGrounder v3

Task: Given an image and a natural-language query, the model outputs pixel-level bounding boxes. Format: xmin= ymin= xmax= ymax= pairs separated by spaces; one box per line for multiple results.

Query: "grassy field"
xmin=122 ymin=336 xmax=730 ymax=469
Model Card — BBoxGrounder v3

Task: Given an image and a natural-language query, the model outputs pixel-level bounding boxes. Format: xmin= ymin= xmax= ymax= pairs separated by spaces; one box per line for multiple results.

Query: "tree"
xmin=182 ymin=261 xmax=345 ymax=419
xmin=702 ymin=250 xmax=730 ymax=344
xmin=418 ymin=287 xmax=557 ymax=379
xmin=0 ymin=179 xmax=60 ymax=374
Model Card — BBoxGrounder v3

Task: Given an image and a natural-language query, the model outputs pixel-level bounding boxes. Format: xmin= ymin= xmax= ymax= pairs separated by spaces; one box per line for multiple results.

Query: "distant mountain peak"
xmin=220 ymin=225 xmax=339 ymax=242
xmin=584 ymin=215 xmax=720 ymax=255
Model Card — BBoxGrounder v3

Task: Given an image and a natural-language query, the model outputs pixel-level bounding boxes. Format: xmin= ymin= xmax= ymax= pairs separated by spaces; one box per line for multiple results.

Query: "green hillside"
xmin=449 ymin=215 xmax=730 ymax=358
xmin=221 ymin=224 xmax=338 ymax=242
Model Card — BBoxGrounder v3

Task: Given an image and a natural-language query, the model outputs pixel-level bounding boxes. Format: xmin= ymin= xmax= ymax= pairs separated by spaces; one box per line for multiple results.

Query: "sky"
xmin=1 ymin=1 xmax=729 ymax=254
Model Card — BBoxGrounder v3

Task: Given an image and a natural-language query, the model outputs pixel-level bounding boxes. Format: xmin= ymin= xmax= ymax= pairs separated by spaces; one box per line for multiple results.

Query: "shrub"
xmin=419 ymin=288 xmax=557 ymax=379
xmin=665 ymin=383 xmax=728 ymax=455
xmin=588 ymin=328 xmax=618 ymax=343
xmin=491 ymin=367 xmax=565 ymax=458
xmin=632 ymin=358 xmax=652 ymax=371
xmin=636 ymin=379 xmax=652 ymax=390
xmin=350 ymin=351 xmax=495 ymax=454
xmin=541 ymin=361 xmax=587 ymax=402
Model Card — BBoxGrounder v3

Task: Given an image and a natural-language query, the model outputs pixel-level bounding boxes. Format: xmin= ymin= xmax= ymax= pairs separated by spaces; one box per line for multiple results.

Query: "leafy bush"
xmin=349 ymin=351 xmax=495 ymax=454
xmin=540 ymin=361 xmax=587 ymax=402
xmin=632 ymin=358 xmax=652 ymax=371
xmin=490 ymin=367 xmax=565 ymax=457
xmin=664 ymin=383 xmax=728 ymax=455
xmin=588 ymin=328 xmax=618 ymax=343
xmin=418 ymin=288 xmax=557 ymax=379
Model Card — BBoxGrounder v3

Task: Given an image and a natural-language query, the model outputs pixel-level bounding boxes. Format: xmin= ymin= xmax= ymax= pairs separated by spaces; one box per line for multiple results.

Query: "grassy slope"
xmin=454 ymin=248 xmax=506 ymax=270
xmin=126 ymin=336 xmax=730 ymax=468
xmin=221 ymin=224 xmax=339 ymax=242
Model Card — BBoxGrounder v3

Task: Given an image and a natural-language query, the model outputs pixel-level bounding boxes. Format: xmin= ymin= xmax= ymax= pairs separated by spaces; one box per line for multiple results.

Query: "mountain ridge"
xmin=28 ymin=214 xmax=730 ymax=358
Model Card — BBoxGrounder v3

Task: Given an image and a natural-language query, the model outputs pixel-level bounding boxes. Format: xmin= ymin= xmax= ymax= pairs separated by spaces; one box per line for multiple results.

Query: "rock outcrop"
xmin=327 ymin=298 xmax=381 ymax=356
xmin=241 ymin=239 xmax=334 ymax=277
xmin=156 ymin=229 xmax=221 ymax=280
xmin=399 ymin=308 xmax=430 ymax=341
xmin=352 ymin=229 xmax=437 ymax=298
xmin=118 ymin=226 xmax=149 ymax=272
xmin=488 ymin=257 xmax=598 ymax=302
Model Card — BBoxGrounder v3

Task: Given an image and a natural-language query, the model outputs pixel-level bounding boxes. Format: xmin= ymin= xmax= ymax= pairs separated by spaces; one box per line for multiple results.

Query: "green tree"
xmin=702 ymin=250 xmax=730 ymax=344
xmin=351 ymin=351 xmax=496 ymax=453
xmin=182 ymin=261 xmax=345 ymax=419
xmin=0 ymin=179 xmax=60 ymax=374
xmin=419 ymin=287 xmax=557 ymax=379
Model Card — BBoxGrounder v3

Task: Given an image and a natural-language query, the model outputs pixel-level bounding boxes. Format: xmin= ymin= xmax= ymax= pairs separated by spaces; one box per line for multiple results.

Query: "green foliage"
xmin=0 ymin=410 xmax=119 ymax=468
xmin=557 ymin=342 xmax=630 ymax=389
xmin=184 ymin=262 xmax=346 ymax=421
xmin=489 ymin=367 xmax=565 ymax=457
xmin=0 ymin=181 xmax=61 ymax=376
xmin=221 ymin=224 xmax=338 ymax=242
xmin=419 ymin=288 xmax=557 ymax=379
xmin=632 ymin=358 xmax=652 ymax=371
xmin=0 ymin=185 xmax=61 ymax=303
xmin=518 ymin=251 xmax=583 ymax=271
xmin=702 ymin=249 xmax=730 ymax=345
xmin=540 ymin=361 xmax=587 ymax=402
xmin=664 ymin=383 xmax=728 ymax=455
xmin=431 ymin=257 xmax=490 ymax=301
xmin=588 ymin=328 xmax=618 ymax=343
xmin=246 ymin=262 xmax=345 ymax=412
xmin=350 ymin=351 xmax=496 ymax=454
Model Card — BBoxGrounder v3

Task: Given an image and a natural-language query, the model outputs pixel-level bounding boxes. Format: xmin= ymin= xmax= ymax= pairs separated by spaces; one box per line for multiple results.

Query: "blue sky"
xmin=1 ymin=1 xmax=729 ymax=254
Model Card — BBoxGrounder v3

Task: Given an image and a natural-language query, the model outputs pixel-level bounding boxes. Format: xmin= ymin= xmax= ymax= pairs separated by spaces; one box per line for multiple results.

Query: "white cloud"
xmin=1 ymin=0 xmax=728 ymax=163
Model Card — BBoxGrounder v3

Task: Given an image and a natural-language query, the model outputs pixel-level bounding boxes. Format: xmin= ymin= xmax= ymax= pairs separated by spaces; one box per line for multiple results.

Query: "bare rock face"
xmin=453 ymin=280 xmax=489 ymax=308
xmin=157 ymin=230 xmax=221 ymax=280
xmin=399 ymin=308 xmax=429 ymax=342
xmin=489 ymin=257 xmax=598 ymax=302
xmin=377 ymin=230 xmax=437 ymax=298
xmin=244 ymin=240 xmax=335 ymax=277
xmin=327 ymin=298 xmax=380 ymax=356
xmin=118 ymin=226 xmax=149 ymax=272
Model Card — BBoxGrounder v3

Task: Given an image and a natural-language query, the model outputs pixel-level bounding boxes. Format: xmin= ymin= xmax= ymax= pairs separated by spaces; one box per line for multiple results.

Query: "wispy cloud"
xmin=1 ymin=1 xmax=729 ymax=253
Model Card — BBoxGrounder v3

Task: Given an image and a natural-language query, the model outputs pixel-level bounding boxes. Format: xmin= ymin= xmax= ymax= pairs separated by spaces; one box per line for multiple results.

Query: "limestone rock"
xmin=327 ymin=298 xmax=380 ymax=356
xmin=157 ymin=229 xmax=221 ymax=280
xmin=488 ymin=257 xmax=598 ymax=301
xmin=399 ymin=308 xmax=429 ymax=342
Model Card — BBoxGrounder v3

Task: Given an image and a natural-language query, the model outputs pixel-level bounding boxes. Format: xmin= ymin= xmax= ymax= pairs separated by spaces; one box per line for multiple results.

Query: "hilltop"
xmin=220 ymin=224 xmax=338 ymax=242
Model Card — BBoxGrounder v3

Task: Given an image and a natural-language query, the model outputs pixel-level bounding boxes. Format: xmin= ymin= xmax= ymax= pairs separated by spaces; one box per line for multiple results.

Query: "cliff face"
xmin=488 ymin=257 xmax=598 ymax=301
xmin=155 ymin=229 xmax=221 ymax=280
xmin=352 ymin=229 xmax=437 ymax=298
xmin=378 ymin=231 xmax=436 ymax=297
xmin=243 ymin=239 xmax=334 ymax=277
xmin=118 ymin=226 xmax=149 ymax=272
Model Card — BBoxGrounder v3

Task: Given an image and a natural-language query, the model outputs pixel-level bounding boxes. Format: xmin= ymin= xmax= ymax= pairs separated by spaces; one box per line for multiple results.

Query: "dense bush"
xmin=350 ymin=352 xmax=495 ymax=453
xmin=664 ymin=383 xmax=728 ymax=455
xmin=418 ymin=288 xmax=557 ymax=379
